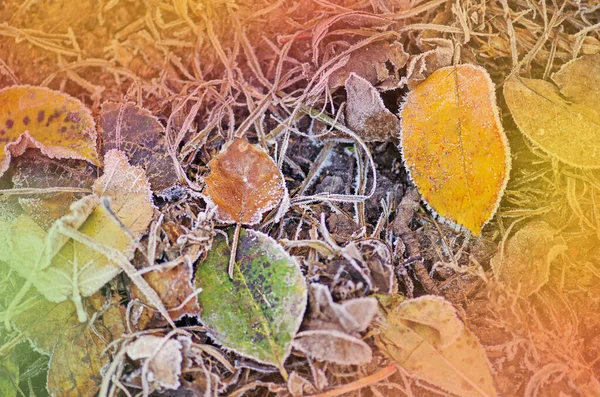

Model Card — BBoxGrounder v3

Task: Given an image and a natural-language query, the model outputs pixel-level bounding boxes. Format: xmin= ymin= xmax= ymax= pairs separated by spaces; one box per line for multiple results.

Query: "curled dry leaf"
xmin=491 ymin=221 xmax=567 ymax=297
xmin=328 ymin=40 xmax=409 ymax=89
xmin=195 ymin=228 xmax=307 ymax=374
xmin=394 ymin=295 xmax=464 ymax=348
xmin=504 ymin=54 xmax=600 ymax=168
xmin=310 ymin=283 xmax=378 ymax=334
xmin=376 ymin=295 xmax=497 ymax=397
xmin=99 ymin=102 xmax=179 ymax=194
xmin=292 ymin=329 xmax=373 ymax=366
xmin=0 ymin=150 xmax=154 ymax=322
xmin=203 ymin=137 xmax=286 ymax=225
xmin=345 ymin=73 xmax=400 ymax=142
xmin=127 ymin=335 xmax=186 ymax=390
xmin=400 ymin=64 xmax=510 ymax=235
xmin=12 ymin=148 xmax=97 ymax=228
xmin=130 ymin=260 xmax=201 ymax=328
xmin=402 ymin=38 xmax=454 ymax=90
xmin=0 ymin=85 xmax=98 ymax=178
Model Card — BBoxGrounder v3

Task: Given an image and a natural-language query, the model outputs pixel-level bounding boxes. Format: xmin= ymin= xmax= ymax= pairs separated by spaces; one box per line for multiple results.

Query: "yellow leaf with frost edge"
xmin=400 ymin=64 xmax=510 ymax=235
xmin=0 ymin=85 xmax=99 ymax=178
xmin=504 ymin=54 xmax=600 ymax=168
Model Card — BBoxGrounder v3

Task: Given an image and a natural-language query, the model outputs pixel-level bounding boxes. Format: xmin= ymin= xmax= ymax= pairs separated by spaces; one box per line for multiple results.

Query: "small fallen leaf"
xmin=130 ymin=260 xmax=201 ymax=328
xmin=127 ymin=335 xmax=186 ymax=390
xmin=292 ymin=329 xmax=373 ymax=365
xmin=203 ymin=137 xmax=285 ymax=225
xmin=0 ymin=85 xmax=98 ymax=178
xmin=310 ymin=283 xmax=378 ymax=334
xmin=345 ymin=73 xmax=400 ymax=142
xmin=400 ymin=64 xmax=510 ymax=235
xmin=12 ymin=148 xmax=97 ymax=228
xmin=491 ymin=221 xmax=567 ymax=297
xmin=328 ymin=40 xmax=409 ymax=89
xmin=402 ymin=38 xmax=454 ymax=90
xmin=99 ymin=102 xmax=179 ymax=195
xmin=504 ymin=54 xmax=600 ymax=168
xmin=195 ymin=228 xmax=307 ymax=374
xmin=376 ymin=295 xmax=497 ymax=397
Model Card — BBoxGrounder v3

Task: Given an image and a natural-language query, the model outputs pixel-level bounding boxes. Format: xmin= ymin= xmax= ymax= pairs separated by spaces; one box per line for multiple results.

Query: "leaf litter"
xmin=0 ymin=0 xmax=600 ymax=396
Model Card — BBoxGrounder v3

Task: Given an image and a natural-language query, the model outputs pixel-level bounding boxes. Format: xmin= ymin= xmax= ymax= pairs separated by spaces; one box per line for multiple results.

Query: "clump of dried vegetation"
xmin=1 ymin=0 xmax=600 ymax=396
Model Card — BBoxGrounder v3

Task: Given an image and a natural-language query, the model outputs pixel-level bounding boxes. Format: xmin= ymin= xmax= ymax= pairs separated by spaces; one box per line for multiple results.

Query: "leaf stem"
xmin=228 ymin=222 xmax=242 ymax=279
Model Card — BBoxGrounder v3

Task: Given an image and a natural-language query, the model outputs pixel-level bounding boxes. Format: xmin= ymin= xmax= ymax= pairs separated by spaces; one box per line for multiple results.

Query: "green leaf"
xmin=1 ymin=150 xmax=154 ymax=324
xmin=376 ymin=296 xmax=497 ymax=397
xmin=195 ymin=228 xmax=307 ymax=374
xmin=0 ymin=349 xmax=19 ymax=397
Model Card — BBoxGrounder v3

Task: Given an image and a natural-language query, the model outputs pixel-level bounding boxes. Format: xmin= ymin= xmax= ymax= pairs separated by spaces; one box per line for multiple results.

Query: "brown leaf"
xmin=310 ymin=283 xmax=378 ymax=334
xmin=130 ymin=261 xmax=201 ymax=328
xmin=328 ymin=41 xmax=408 ymax=89
xmin=12 ymin=149 xmax=97 ymax=228
xmin=99 ymin=102 xmax=179 ymax=195
xmin=203 ymin=138 xmax=285 ymax=225
xmin=0 ymin=85 xmax=98 ymax=179
xmin=292 ymin=329 xmax=373 ymax=365
xmin=345 ymin=73 xmax=400 ymax=142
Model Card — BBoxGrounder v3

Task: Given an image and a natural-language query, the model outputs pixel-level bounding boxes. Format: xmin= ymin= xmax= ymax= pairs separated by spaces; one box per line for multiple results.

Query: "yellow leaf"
xmin=0 ymin=85 xmax=99 ymax=178
xmin=376 ymin=296 xmax=497 ymax=397
xmin=400 ymin=64 xmax=510 ymax=235
xmin=504 ymin=54 xmax=600 ymax=168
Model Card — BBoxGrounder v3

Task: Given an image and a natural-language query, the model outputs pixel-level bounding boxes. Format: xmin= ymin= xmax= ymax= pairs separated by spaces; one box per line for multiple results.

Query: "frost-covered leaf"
xmin=1 ymin=150 xmax=154 ymax=322
xmin=203 ymin=138 xmax=286 ymax=225
xmin=292 ymin=329 xmax=372 ymax=365
xmin=491 ymin=221 xmax=567 ymax=297
xmin=310 ymin=283 xmax=377 ymax=334
xmin=376 ymin=296 xmax=496 ymax=397
xmin=345 ymin=73 xmax=400 ymax=142
xmin=504 ymin=54 xmax=600 ymax=168
xmin=99 ymin=102 xmax=179 ymax=195
xmin=400 ymin=64 xmax=510 ymax=235
xmin=130 ymin=260 xmax=201 ymax=328
xmin=11 ymin=291 xmax=126 ymax=397
xmin=195 ymin=228 xmax=307 ymax=373
xmin=47 ymin=295 xmax=126 ymax=397
xmin=12 ymin=149 xmax=97 ymax=228
xmin=328 ymin=41 xmax=409 ymax=89
xmin=127 ymin=335 xmax=185 ymax=390
xmin=0 ymin=85 xmax=98 ymax=178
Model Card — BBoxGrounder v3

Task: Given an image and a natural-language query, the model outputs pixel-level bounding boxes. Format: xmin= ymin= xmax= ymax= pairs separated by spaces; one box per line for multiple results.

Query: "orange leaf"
xmin=400 ymin=64 xmax=510 ymax=235
xmin=0 ymin=85 xmax=98 ymax=178
xmin=204 ymin=138 xmax=286 ymax=225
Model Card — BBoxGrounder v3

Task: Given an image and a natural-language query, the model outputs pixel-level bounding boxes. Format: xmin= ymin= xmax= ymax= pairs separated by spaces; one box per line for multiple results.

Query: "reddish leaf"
xmin=203 ymin=138 xmax=285 ymax=225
